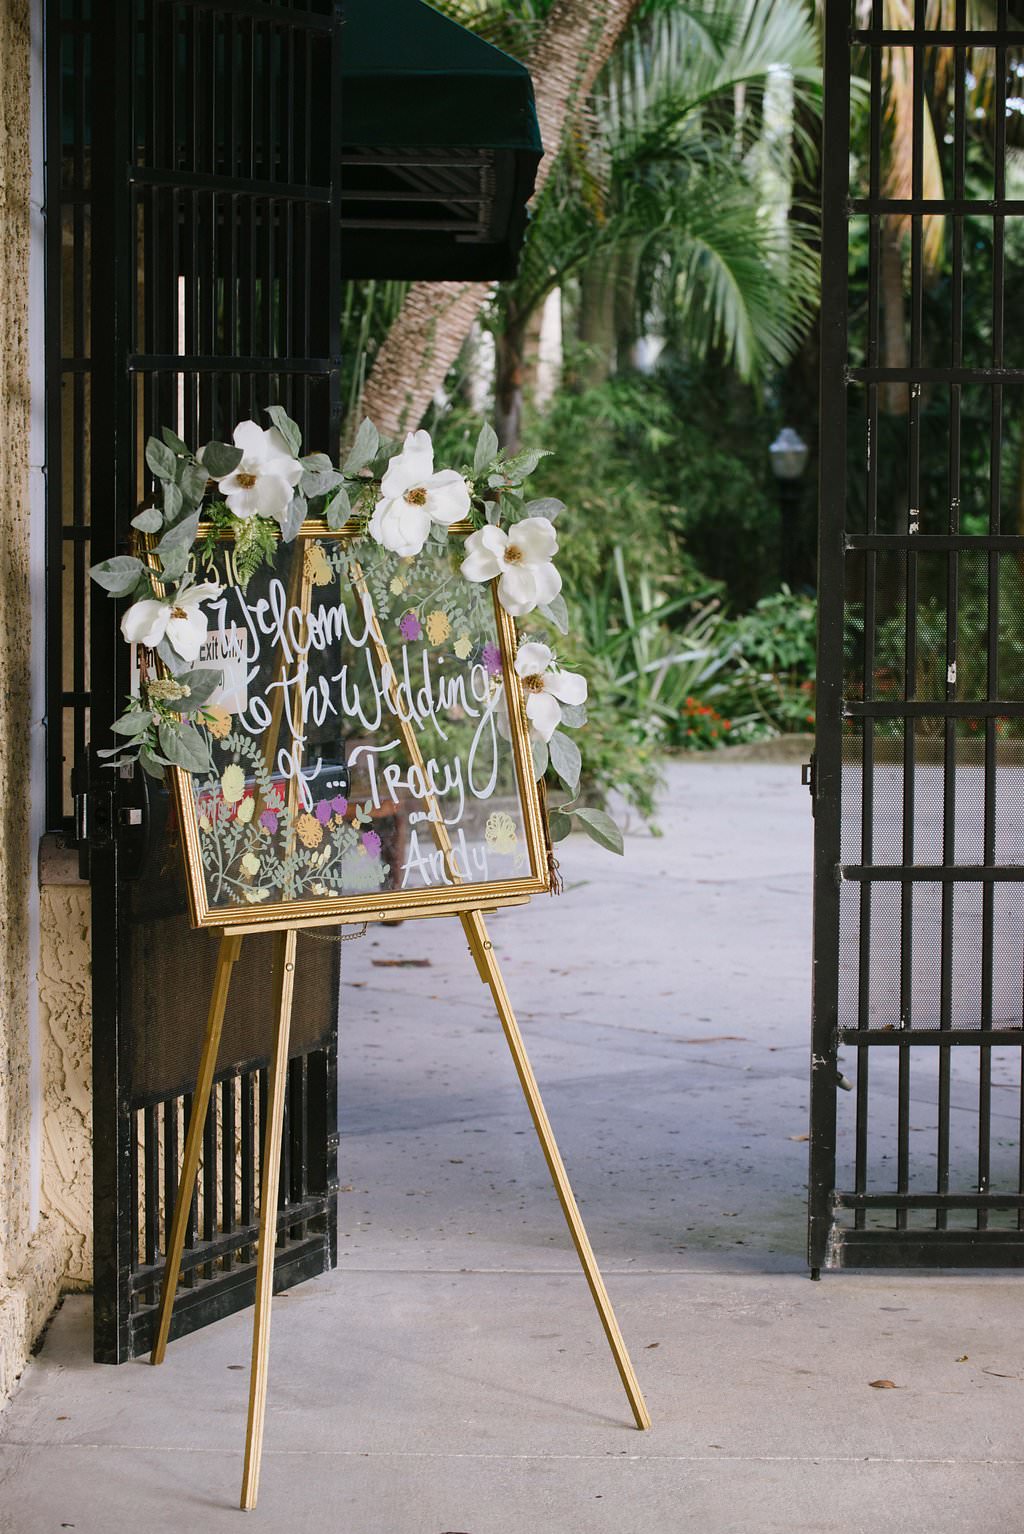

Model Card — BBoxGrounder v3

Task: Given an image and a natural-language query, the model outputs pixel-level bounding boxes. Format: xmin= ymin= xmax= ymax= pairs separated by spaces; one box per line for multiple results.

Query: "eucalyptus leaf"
xmin=171 ymin=667 xmax=224 ymax=711
xmin=180 ymin=460 xmax=209 ymax=505
xmin=531 ymin=738 xmax=549 ymax=780
xmin=429 ymin=522 xmax=449 ymax=545
xmin=200 ymin=440 xmax=243 ymax=478
xmin=548 ymin=730 xmax=581 ymax=793
xmin=156 ymin=544 xmax=189 ymax=583
xmin=484 ymin=498 xmax=502 ymax=525
xmin=162 ymin=480 xmax=183 ymax=521
xmin=343 ymin=416 xmax=379 ymax=475
xmin=548 ymin=809 xmax=572 ymax=843
xmin=131 ymin=507 xmax=164 ymax=534
xmin=325 ymin=485 xmax=352 ymax=531
xmin=111 ymin=710 xmax=153 ymax=737
xmin=156 ymin=637 xmax=188 ymax=675
xmin=279 ymin=493 xmax=306 ymax=543
xmin=138 ymin=748 xmax=167 ymax=778
xmin=539 ymin=594 xmax=569 ymax=635
xmin=265 ymin=404 xmax=302 ymax=457
xmin=525 ymin=497 xmax=565 ymax=520
xmin=301 ymin=465 xmax=344 ymax=499
xmin=575 ymin=807 xmax=624 ymax=856
xmin=145 ymin=436 xmax=177 ymax=481
xmin=161 ymin=426 xmax=189 ymax=454
xmin=90 ymin=555 xmax=145 ymax=595
xmin=300 ymin=452 xmax=334 ymax=474
xmin=155 ymin=508 xmax=200 ymax=552
xmin=473 ymin=422 xmax=499 ymax=475
xmin=159 ymin=720 xmax=213 ymax=774
xmin=559 ymin=700 xmax=587 ymax=729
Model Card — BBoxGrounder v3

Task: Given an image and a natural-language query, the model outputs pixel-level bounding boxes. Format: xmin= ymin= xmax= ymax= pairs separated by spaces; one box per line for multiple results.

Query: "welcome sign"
xmin=171 ymin=523 xmax=551 ymax=929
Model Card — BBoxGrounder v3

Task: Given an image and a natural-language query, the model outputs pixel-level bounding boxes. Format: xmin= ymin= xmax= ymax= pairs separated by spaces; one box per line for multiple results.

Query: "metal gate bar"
xmin=810 ymin=1 xmax=1024 ymax=1270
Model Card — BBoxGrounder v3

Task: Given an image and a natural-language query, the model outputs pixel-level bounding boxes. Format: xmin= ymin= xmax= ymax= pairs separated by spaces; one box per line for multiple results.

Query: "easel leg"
xmin=461 ymin=910 xmax=651 ymax=1431
xmin=240 ymin=927 xmax=298 ymax=1511
xmin=151 ymin=932 xmax=243 ymax=1365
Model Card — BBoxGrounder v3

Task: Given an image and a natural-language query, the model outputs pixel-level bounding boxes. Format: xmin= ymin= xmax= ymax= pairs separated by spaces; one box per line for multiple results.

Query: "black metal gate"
xmin=811 ymin=2 xmax=1024 ymax=1270
xmin=46 ymin=0 xmax=345 ymax=1360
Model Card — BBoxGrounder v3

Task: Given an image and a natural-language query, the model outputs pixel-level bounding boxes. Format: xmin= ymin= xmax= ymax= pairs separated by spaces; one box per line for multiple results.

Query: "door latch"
xmin=802 ymin=753 xmax=816 ymax=813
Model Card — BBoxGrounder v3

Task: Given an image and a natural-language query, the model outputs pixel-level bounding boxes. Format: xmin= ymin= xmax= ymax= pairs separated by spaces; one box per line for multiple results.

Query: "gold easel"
xmin=150 ymin=544 xmax=650 ymax=1512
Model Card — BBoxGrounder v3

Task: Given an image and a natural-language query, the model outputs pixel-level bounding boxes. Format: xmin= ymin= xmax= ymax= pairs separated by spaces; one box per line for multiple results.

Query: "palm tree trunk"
xmin=880 ymin=223 xmax=909 ymax=417
xmin=358 ymin=0 xmax=643 ymax=439
xmin=494 ymin=302 xmax=528 ymax=452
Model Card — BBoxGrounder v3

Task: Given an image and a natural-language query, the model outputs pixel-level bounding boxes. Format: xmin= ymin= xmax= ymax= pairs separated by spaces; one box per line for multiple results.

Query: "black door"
xmin=810 ymin=2 xmax=1024 ymax=1270
xmin=47 ymin=0 xmax=345 ymax=1361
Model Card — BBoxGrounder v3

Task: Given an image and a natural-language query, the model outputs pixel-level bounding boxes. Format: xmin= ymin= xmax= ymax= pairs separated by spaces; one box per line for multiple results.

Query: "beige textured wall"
xmin=38 ymin=887 xmax=93 ymax=1287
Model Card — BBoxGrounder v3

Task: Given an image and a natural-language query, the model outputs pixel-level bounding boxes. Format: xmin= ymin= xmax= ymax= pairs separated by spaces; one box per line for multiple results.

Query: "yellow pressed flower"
xmin=304 ymin=543 xmax=334 ymax=586
xmin=240 ymin=851 xmax=260 ymax=877
xmin=220 ymin=764 xmax=245 ymax=803
xmin=453 ymin=632 xmax=472 ymax=660
xmin=389 ymin=574 xmax=407 ymax=595
xmin=296 ymin=812 xmax=323 ymax=848
xmin=425 ymin=609 xmax=451 ymax=646
xmin=206 ymin=706 xmax=232 ymax=739
xmin=244 ymin=887 xmax=270 ymax=903
xmin=199 ymin=814 xmax=212 ymax=833
xmin=236 ymin=795 xmax=255 ymax=824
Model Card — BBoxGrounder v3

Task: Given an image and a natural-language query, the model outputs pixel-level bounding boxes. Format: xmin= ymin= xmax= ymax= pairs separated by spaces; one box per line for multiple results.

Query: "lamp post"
xmin=769 ymin=426 xmax=809 ymax=589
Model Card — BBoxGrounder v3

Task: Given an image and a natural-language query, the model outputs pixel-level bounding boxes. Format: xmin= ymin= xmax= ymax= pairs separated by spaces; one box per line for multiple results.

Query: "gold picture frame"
xmin=160 ymin=520 xmax=552 ymax=932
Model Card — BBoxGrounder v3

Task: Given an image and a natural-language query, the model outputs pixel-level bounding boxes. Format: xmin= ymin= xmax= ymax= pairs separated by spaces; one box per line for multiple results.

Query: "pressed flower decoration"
xmin=88 ymin=406 xmax=623 ymax=857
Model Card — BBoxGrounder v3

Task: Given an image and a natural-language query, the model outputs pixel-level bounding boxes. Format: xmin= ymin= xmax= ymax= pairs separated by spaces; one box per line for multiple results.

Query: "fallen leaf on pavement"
xmin=868 ymin=1379 xmax=899 ymax=1389
xmin=956 ymin=1355 xmax=968 ymax=1363
xmin=788 ymin=1134 xmax=809 ymax=1142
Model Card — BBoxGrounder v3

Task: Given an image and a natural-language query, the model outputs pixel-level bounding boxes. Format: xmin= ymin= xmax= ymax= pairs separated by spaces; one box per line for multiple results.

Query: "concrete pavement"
xmin=1 ymin=761 xmax=1021 ymax=1532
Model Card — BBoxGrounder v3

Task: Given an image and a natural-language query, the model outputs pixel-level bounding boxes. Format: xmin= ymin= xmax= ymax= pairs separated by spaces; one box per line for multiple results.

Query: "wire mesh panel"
xmin=811 ymin=2 xmax=1024 ymax=1269
xmin=61 ymin=0 xmax=344 ymax=1361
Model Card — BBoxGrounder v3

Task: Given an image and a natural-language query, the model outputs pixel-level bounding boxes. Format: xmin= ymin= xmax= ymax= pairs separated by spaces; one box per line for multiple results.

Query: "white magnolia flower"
xmin=212 ymin=420 xmax=303 ymax=523
xmin=120 ymin=581 xmax=223 ymax=664
xmin=368 ymin=429 xmax=470 ymax=556
xmin=514 ymin=641 xmax=587 ymax=743
xmin=460 ymin=517 xmax=561 ymax=617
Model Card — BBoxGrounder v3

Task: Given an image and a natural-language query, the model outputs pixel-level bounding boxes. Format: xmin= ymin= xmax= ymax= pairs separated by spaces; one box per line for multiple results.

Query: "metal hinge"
xmin=801 ymin=753 xmax=816 ymax=813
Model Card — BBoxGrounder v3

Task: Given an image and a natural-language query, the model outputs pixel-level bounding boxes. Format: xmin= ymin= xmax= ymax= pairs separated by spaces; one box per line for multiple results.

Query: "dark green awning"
xmin=340 ymin=0 xmax=543 ymax=280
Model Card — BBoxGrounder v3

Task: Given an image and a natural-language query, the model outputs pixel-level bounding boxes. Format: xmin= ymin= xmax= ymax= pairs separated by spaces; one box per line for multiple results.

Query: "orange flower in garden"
xmin=295 ymin=813 xmax=323 ymax=848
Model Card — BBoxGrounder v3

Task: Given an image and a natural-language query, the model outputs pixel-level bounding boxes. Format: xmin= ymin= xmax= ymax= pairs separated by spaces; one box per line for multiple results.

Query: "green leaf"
xmin=548 ymin=730 xmax=581 ymax=793
xmin=548 ymin=809 xmax=572 ymax=843
xmin=90 ymin=555 xmax=145 ymax=595
xmin=111 ymin=710 xmax=153 ymax=737
xmin=138 ymin=748 xmax=167 ymax=779
xmin=159 ymin=719 xmax=213 ymax=774
xmin=325 ymin=486 xmax=352 ymax=531
xmin=429 ymin=522 xmax=449 ymax=545
xmin=265 ymin=405 xmax=302 ymax=458
xmin=145 ymin=436 xmax=177 ymax=481
xmin=484 ymin=498 xmax=502 ymax=525
xmin=531 ymin=738 xmax=549 ymax=779
xmin=157 ymin=544 xmax=189 ymax=582
xmin=180 ymin=460 xmax=209 ymax=505
xmin=156 ymin=637 xmax=188 ymax=675
xmin=301 ymin=464 xmax=344 ymax=499
xmin=279 ymin=493 xmax=306 ymax=543
xmin=539 ymin=594 xmax=569 ymax=635
xmin=343 ymin=417 xmax=379 ymax=475
xmin=575 ymin=807 xmax=624 ymax=856
xmin=201 ymin=441 xmax=243 ymax=478
xmin=525 ymin=497 xmax=565 ymax=520
xmin=473 ymin=422 xmax=499 ymax=475
xmin=131 ymin=507 xmax=163 ymax=535
xmin=172 ymin=668 xmax=224 ymax=712
xmin=161 ymin=426 xmax=189 ymax=454
xmin=559 ymin=700 xmax=587 ymax=729
xmin=155 ymin=508 xmax=201 ymax=553
xmin=496 ymin=447 xmax=551 ymax=486
xmin=162 ymin=480 xmax=183 ymax=522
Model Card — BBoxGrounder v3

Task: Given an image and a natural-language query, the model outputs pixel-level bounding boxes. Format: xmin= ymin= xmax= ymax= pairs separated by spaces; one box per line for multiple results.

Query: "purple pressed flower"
xmin=315 ymin=799 xmax=333 ymax=824
xmin=361 ymin=830 xmax=382 ymax=858
xmin=259 ymin=809 xmax=278 ymax=833
xmin=482 ymin=642 xmax=502 ymax=677
xmin=331 ymin=795 xmax=348 ymax=816
xmin=399 ymin=611 xmax=423 ymax=642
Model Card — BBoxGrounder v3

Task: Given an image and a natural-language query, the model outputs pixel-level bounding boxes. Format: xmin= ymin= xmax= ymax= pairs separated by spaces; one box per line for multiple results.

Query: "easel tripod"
xmin=149 ymin=556 xmax=650 ymax=1509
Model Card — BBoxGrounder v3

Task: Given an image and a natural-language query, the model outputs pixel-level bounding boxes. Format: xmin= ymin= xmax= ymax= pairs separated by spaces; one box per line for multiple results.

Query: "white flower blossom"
xmin=368 ymin=429 xmax=470 ymax=556
xmin=211 ymin=420 xmax=303 ymax=523
xmin=120 ymin=581 xmax=223 ymax=664
xmin=460 ymin=517 xmax=561 ymax=617
xmin=513 ymin=641 xmax=587 ymax=743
